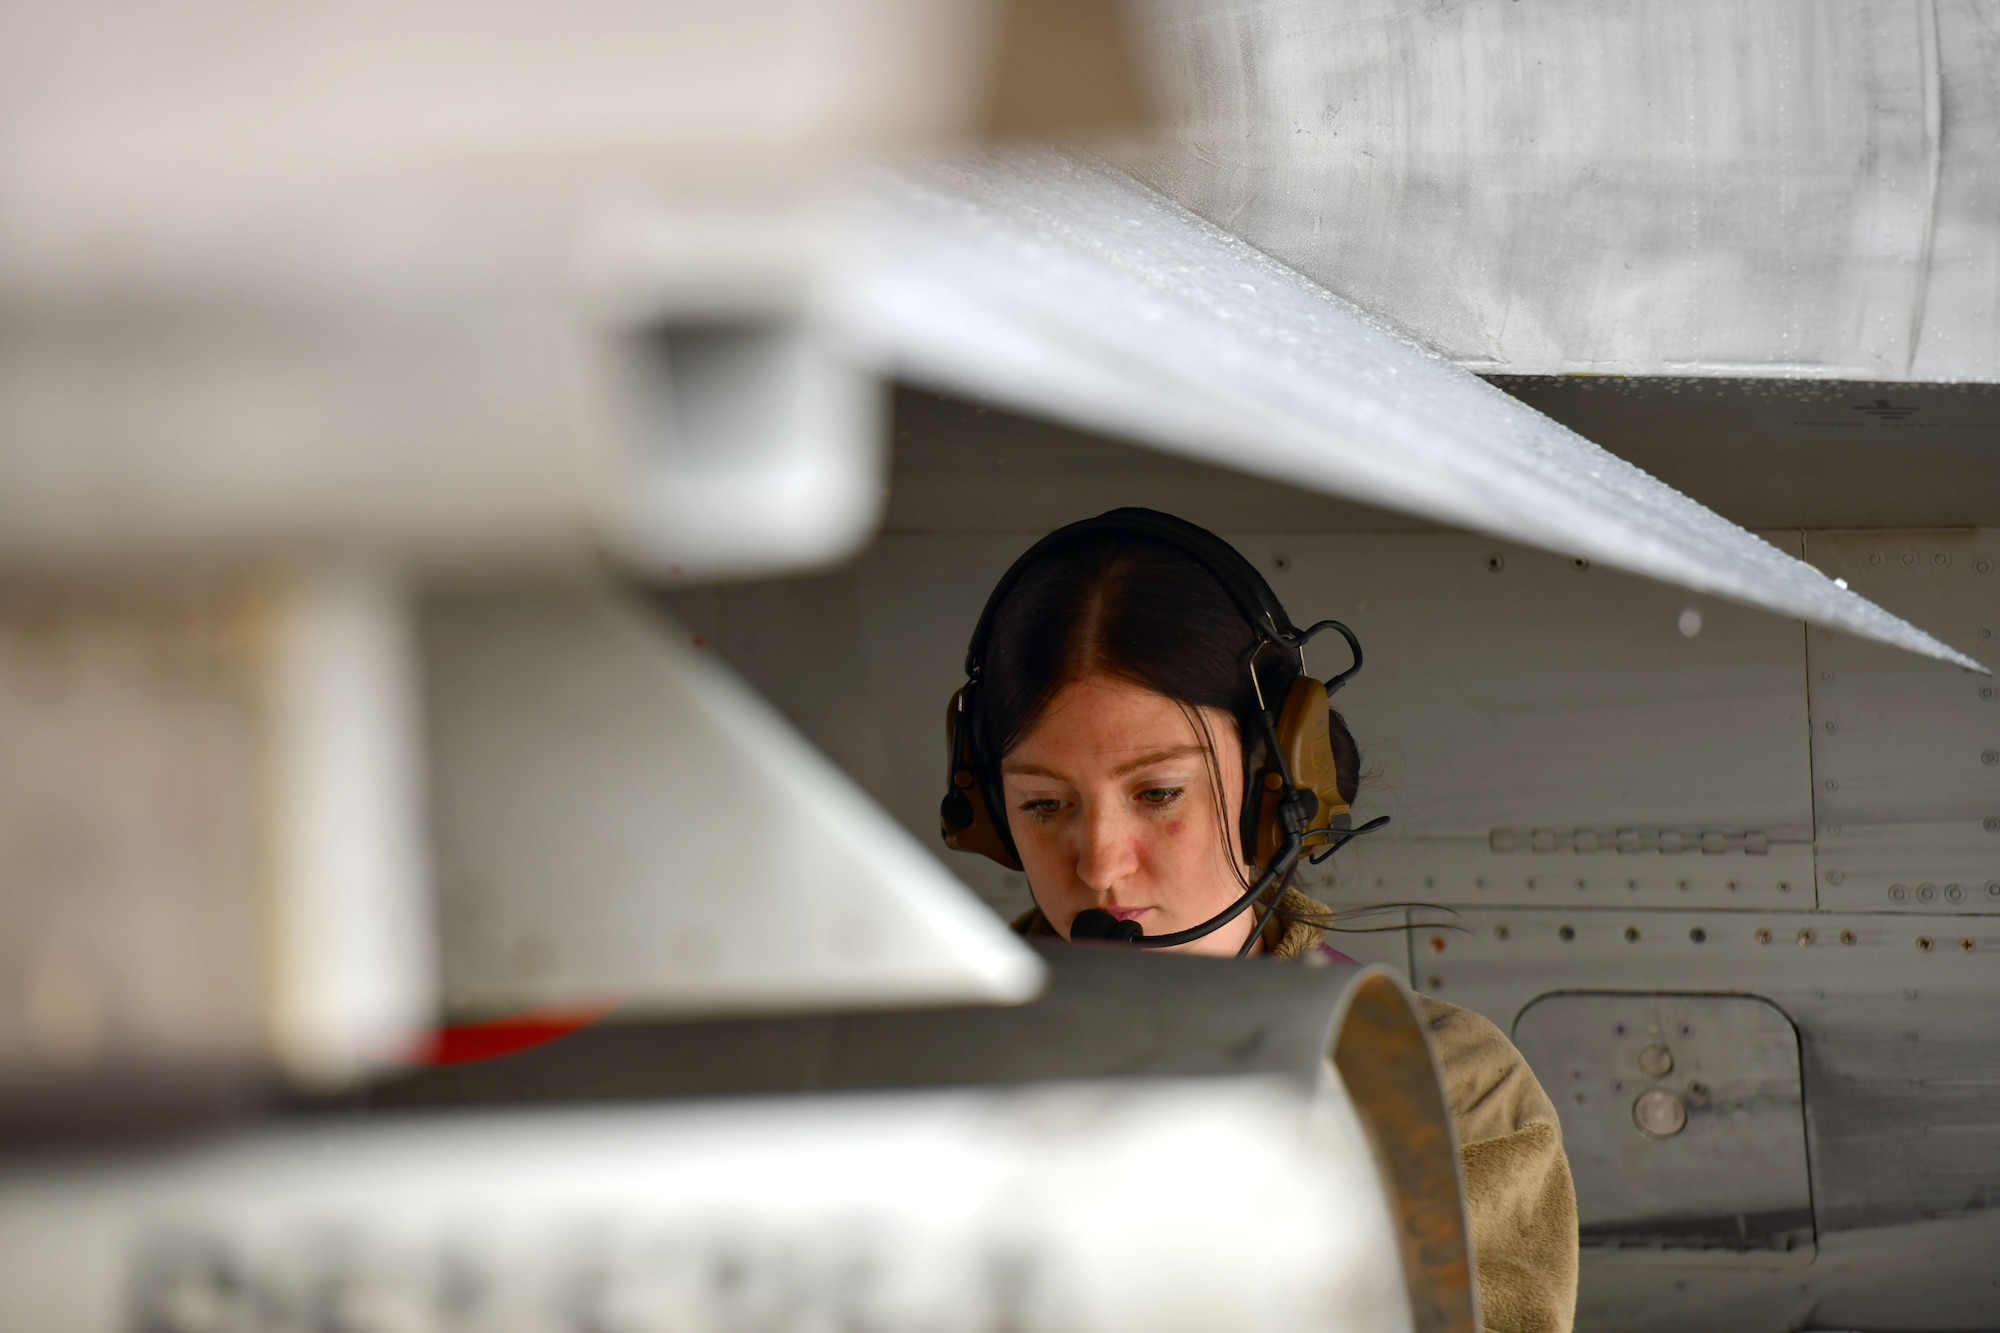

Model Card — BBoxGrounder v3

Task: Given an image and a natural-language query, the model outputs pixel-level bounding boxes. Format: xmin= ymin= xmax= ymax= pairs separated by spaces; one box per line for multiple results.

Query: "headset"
xmin=939 ymin=508 xmax=1388 ymax=956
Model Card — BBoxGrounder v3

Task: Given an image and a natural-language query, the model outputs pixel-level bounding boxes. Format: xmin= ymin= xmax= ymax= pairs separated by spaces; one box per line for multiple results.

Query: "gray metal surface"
xmin=361 ymin=945 xmax=1359 ymax=1108
xmin=1492 ymin=378 xmax=2000 ymax=532
xmin=1128 ymin=0 xmax=2000 ymax=382
xmin=1512 ymin=993 xmax=1812 ymax=1261
xmin=834 ymin=152 xmax=1981 ymax=669
xmin=1805 ymin=529 xmax=2000 ymax=914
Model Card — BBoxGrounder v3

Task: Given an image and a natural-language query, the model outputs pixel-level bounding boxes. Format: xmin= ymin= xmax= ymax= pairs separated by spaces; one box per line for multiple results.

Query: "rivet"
xmin=1901 ymin=551 xmax=1920 ymax=567
xmin=1426 ymin=974 xmax=1443 ymax=990
xmin=1840 ymin=930 xmax=1857 ymax=946
xmin=1637 ymin=1044 xmax=1674 ymax=1078
xmin=1820 ymin=671 xmax=1835 ymax=683
xmin=1981 ymin=687 xmax=1995 ymax=700
xmin=1626 ymin=878 xmax=1640 ymax=890
xmin=1486 ymin=554 xmax=1506 ymax=573
xmin=1677 ymin=1022 xmax=1693 ymax=1038
xmin=1493 ymin=924 xmax=1510 ymax=941
xmin=1690 ymin=927 xmax=1707 ymax=943
xmin=1755 ymin=928 xmax=1773 ymax=945
xmin=1825 ymin=780 xmax=1840 ymax=792
xmin=1828 ymin=869 xmax=1846 ymax=885
xmin=1986 ymin=818 xmax=2000 ymax=833
xmin=1272 ymin=553 xmax=1292 ymax=572
xmin=1625 ymin=926 xmax=1641 ymax=942
xmin=1869 ymin=552 xmax=1885 ymax=567
xmin=1978 ymin=558 xmax=1994 ymax=574
xmin=1634 ymin=1088 xmax=1688 ymax=1139
xmin=1823 ymin=721 xmax=1839 ymax=733
xmin=1890 ymin=884 xmax=1909 ymax=901
xmin=1827 ymin=824 xmax=1843 ymax=836
xmin=1558 ymin=925 xmax=1576 ymax=941
xmin=1988 ymin=881 xmax=2000 ymax=897
xmin=1778 ymin=880 xmax=1792 ymax=892
xmin=1918 ymin=936 xmax=1935 ymax=952
xmin=1947 ymin=883 xmax=1965 ymax=902
xmin=1677 ymin=878 xmax=1691 ymax=891
xmin=1572 ymin=557 xmax=1591 ymax=571
xmin=1983 ymin=751 xmax=1999 ymax=766
xmin=1797 ymin=928 xmax=1816 ymax=946
xmin=1962 ymin=938 xmax=1977 ymax=953
xmin=1983 ymin=628 xmax=1997 ymax=641
xmin=1576 ymin=878 xmax=1588 ymax=890
xmin=1934 ymin=551 xmax=1951 ymax=567
xmin=1919 ymin=883 xmax=1937 ymax=902
xmin=1727 ymin=880 xmax=1740 ymax=892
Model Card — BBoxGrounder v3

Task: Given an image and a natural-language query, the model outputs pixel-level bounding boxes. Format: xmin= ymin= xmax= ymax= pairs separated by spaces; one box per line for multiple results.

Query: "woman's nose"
xmin=1073 ymin=802 xmax=1141 ymax=891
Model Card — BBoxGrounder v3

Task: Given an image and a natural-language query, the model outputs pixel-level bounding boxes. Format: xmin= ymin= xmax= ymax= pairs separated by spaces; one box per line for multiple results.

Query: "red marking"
xmin=690 ymin=632 xmax=706 ymax=648
xmin=414 ymin=1003 xmax=620 ymax=1067
xmin=1428 ymin=936 xmax=1447 ymax=954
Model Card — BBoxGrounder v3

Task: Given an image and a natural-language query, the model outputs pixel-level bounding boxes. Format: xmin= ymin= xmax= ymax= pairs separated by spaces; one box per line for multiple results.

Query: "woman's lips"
xmin=1106 ymin=907 xmax=1148 ymax=922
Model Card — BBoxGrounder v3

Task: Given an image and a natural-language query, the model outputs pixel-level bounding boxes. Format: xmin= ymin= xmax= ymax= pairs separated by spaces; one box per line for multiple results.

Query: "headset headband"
xmin=963 ymin=508 xmax=1302 ymax=683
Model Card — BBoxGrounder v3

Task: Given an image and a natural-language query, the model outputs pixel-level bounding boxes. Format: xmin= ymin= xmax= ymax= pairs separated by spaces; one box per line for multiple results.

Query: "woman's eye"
xmin=1017 ymin=798 xmax=1065 ymax=821
xmin=1138 ymin=786 xmax=1185 ymax=808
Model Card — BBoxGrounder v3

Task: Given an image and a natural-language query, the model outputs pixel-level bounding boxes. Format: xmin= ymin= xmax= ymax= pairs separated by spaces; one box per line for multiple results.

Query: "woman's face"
xmin=999 ymin=674 xmax=1254 ymax=957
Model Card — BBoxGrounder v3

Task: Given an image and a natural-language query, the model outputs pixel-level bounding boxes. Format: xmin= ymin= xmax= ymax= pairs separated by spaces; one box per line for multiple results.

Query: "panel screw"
xmin=1634 ymin=1088 xmax=1689 ymax=1139
xmin=1690 ymin=927 xmax=1707 ymax=943
xmin=1558 ymin=925 xmax=1575 ymax=941
xmin=1625 ymin=926 xmax=1641 ymax=942
xmin=1962 ymin=938 xmax=1977 ymax=953
xmin=1918 ymin=936 xmax=1935 ymax=952
xmin=1840 ymin=930 xmax=1858 ymax=946
xmin=1493 ymin=924 xmax=1510 ymax=941
xmin=1572 ymin=557 xmax=1591 ymax=571
xmin=1271 ymin=553 xmax=1292 ymax=572
xmin=1755 ymin=928 xmax=1773 ymax=945
xmin=1486 ymin=554 xmax=1506 ymax=573
xmin=1983 ymin=751 xmax=1998 ymax=766
xmin=1797 ymin=928 xmax=1816 ymax=946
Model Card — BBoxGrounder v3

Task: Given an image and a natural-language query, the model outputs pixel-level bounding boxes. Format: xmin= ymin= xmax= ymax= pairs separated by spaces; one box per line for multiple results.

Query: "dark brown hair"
xmin=969 ymin=525 xmax=1361 ymax=909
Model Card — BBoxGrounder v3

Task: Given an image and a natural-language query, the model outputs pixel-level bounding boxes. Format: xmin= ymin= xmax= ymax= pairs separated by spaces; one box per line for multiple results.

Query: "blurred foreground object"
xmin=0 ymin=567 xmax=428 ymax=1110
xmin=0 ymin=965 xmax=1468 ymax=1333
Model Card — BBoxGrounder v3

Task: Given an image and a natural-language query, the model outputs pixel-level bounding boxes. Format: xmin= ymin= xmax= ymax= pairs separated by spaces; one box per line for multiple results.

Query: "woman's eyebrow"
xmin=1109 ymin=744 xmax=1206 ymax=777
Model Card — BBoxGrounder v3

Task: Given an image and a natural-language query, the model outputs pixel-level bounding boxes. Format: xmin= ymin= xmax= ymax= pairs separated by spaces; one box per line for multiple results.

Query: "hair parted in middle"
xmin=966 ymin=523 xmax=1362 ymax=883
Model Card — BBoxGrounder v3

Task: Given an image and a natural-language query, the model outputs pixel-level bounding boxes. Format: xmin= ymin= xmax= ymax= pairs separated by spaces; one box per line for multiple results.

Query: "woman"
xmin=941 ymin=509 xmax=1579 ymax=1333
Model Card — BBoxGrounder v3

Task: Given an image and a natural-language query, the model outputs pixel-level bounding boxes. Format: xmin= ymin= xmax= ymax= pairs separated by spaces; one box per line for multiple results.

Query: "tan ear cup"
xmin=1255 ymin=675 xmax=1352 ymax=866
xmin=939 ymin=690 xmax=1025 ymax=871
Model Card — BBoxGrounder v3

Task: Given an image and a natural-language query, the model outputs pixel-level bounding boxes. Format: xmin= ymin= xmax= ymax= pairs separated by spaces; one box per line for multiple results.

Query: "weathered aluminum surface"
xmin=0 ymin=1078 xmax=1414 ymax=1333
xmin=424 ymin=585 xmax=1043 ymax=1016
xmin=1804 ymin=529 xmax=2000 ymax=913
xmin=1129 ymin=0 xmax=2000 ymax=382
xmin=1512 ymin=993 xmax=1812 ymax=1261
xmin=832 ymin=152 xmax=1982 ymax=670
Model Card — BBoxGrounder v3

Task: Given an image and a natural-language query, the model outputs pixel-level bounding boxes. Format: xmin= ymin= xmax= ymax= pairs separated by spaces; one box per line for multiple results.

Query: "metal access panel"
xmin=1512 ymin=992 xmax=1813 ymax=1264
xmin=1805 ymin=529 xmax=2000 ymax=913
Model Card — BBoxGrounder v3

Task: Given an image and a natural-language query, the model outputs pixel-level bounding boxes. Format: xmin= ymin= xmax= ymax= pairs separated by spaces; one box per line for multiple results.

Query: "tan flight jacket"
xmin=1015 ymin=891 xmax=1580 ymax=1333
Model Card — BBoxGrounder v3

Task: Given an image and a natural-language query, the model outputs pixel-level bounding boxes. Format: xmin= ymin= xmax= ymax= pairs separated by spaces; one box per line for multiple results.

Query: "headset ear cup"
xmin=1256 ymin=675 xmax=1352 ymax=866
xmin=940 ymin=691 xmax=1024 ymax=871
